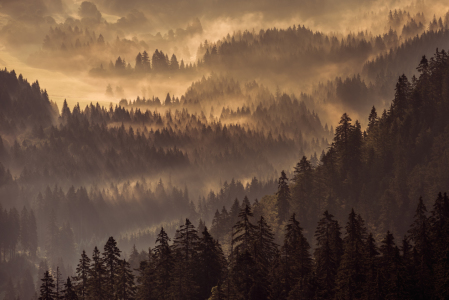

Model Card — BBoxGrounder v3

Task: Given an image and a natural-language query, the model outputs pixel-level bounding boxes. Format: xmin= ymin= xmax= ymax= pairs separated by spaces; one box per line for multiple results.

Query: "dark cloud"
xmin=78 ymin=1 xmax=102 ymax=22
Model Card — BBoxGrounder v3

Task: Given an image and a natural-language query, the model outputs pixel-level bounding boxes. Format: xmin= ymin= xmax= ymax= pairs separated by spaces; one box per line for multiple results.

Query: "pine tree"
xmin=250 ymin=216 xmax=278 ymax=300
xmin=367 ymin=106 xmax=378 ymax=132
xmin=232 ymin=205 xmax=257 ymax=254
xmin=334 ymin=113 xmax=353 ymax=178
xmin=39 ymin=271 xmax=56 ymax=300
xmin=408 ymin=197 xmax=434 ymax=299
xmin=141 ymin=51 xmax=150 ymax=71
xmin=430 ymin=192 xmax=449 ymax=298
xmin=335 ymin=209 xmax=367 ymax=299
xmin=62 ymin=278 xmax=78 ymax=300
xmin=135 ymin=53 xmax=143 ymax=71
xmin=153 ymin=228 xmax=173 ymax=300
xmin=54 ymin=267 xmax=62 ymax=300
xmin=291 ymin=157 xmax=314 ymax=231
xmin=170 ymin=219 xmax=200 ymax=300
xmin=232 ymin=248 xmax=256 ymax=300
xmin=378 ymin=231 xmax=397 ymax=298
xmin=229 ymin=198 xmax=241 ymax=226
xmin=28 ymin=209 xmax=38 ymax=257
xmin=314 ymin=211 xmax=343 ymax=299
xmin=197 ymin=226 xmax=225 ymax=300
xmin=73 ymin=250 xmax=90 ymax=299
xmin=276 ymin=171 xmax=291 ymax=224
xmin=169 ymin=54 xmax=179 ymax=71
xmin=103 ymin=236 xmax=121 ymax=299
xmin=254 ymin=216 xmax=278 ymax=270
xmin=136 ymin=248 xmax=155 ymax=300
xmin=281 ymin=213 xmax=312 ymax=297
xmin=363 ymin=233 xmax=380 ymax=300
xmin=231 ymin=205 xmax=258 ymax=300
xmin=87 ymin=247 xmax=107 ymax=299
xmin=117 ymin=259 xmax=136 ymax=300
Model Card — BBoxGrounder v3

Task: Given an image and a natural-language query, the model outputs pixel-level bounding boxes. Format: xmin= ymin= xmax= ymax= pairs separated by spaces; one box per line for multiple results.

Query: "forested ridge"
xmin=3 ymin=0 xmax=449 ymax=298
xmin=33 ymin=193 xmax=449 ymax=300
xmin=2 ymin=48 xmax=449 ymax=299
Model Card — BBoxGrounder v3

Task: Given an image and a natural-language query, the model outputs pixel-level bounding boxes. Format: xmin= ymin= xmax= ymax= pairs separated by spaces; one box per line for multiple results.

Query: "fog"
xmin=2 ymin=0 xmax=449 ymax=297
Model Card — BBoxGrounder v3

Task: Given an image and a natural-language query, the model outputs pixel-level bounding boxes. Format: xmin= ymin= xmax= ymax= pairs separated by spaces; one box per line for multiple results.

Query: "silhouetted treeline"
xmin=91 ymin=49 xmax=198 ymax=77
xmin=35 ymin=191 xmax=449 ymax=299
xmin=290 ymin=49 xmax=449 ymax=241
xmin=0 ymin=70 xmax=58 ymax=133
xmin=0 ymin=70 xmax=327 ymax=191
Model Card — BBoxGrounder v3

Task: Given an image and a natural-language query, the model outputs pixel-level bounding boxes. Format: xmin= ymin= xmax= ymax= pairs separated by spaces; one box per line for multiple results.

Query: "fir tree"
xmin=39 ymin=271 xmax=56 ymax=300
xmin=153 ymin=228 xmax=173 ymax=300
xmin=232 ymin=204 xmax=257 ymax=254
xmin=291 ymin=157 xmax=314 ymax=231
xmin=281 ymin=213 xmax=312 ymax=297
xmin=170 ymin=219 xmax=200 ymax=300
xmin=335 ymin=209 xmax=367 ymax=299
xmin=73 ymin=250 xmax=90 ymax=299
xmin=87 ymin=247 xmax=107 ymax=299
xmin=197 ymin=226 xmax=225 ymax=300
xmin=408 ymin=197 xmax=434 ymax=299
xmin=103 ymin=236 xmax=121 ymax=299
xmin=276 ymin=171 xmax=291 ymax=224
xmin=116 ymin=259 xmax=136 ymax=300
xmin=363 ymin=233 xmax=380 ymax=300
xmin=314 ymin=211 xmax=343 ymax=299
xmin=62 ymin=278 xmax=78 ymax=300
xmin=136 ymin=248 xmax=155 ymax=300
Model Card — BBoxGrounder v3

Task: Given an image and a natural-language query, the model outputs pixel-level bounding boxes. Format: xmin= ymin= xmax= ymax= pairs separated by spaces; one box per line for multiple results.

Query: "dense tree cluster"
xmin=36 ymin=192 xmax=449 ymax=299
xmin=195 ymin=14 xmax=445 ymax=80
xmin=94 ymin=49 xmax=198 ymax=76
xmin=282 ymin=49 xmax=449 ymax=241
xmin=42 ymin=26 xmax=106 ymax=51
xmin=0 ymin=69 xmax=58 ymax=134
xmin=0 ymin=70 xmax=327 ymax=193
xmin=0 ymin=205 xmax=37 ymax=261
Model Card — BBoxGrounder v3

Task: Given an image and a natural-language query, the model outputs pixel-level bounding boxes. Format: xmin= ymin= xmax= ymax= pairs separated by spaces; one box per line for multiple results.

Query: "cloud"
xmin=78 ymin=1 xmax=102 ymax=22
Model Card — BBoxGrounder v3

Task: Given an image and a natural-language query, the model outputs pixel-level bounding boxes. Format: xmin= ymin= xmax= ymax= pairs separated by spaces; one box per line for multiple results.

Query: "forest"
xmin=2 ymin=0 xmax=449 ymax=299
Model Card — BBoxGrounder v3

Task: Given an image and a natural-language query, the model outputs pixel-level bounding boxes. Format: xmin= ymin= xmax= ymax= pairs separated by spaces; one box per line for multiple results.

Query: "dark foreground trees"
xmin=38 ymin=192 xmax=449 ymax=300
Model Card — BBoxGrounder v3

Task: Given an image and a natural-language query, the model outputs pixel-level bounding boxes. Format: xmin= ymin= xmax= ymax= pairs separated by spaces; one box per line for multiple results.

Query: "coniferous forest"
xmin=2 ymin=0 xmax=449 ymax=299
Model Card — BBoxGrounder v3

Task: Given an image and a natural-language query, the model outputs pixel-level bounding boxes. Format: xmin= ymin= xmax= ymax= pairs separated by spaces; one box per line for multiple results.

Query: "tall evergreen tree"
xmin=87 ymin=247 xmax=107 ymax=299
xmin=276 ymin=171 xmax=291 ymax=224
xmin=39 ymin=271 xmax=56 ymax=300
xmin=116 ymin=259 xmax=136 ymax=300
xmin=430 ymin=193 xmax=449 ymax=298
xmin=335 ymin=209 xmax=367 ymax=299
xmin=363 ymin=233 xmax=380 ymax=300
xmin=103 ymin=236 xmax=121 ymax=299
xmin=73 ymin=250 xmax=90 ymax=300
xmin=170 ymin=219 xmax=200 ymax=300
xmin=62 ymin=278 xmax=78 ymax=300
xmin=136 ymin=248 xmax=155 ymax=300
xmin=280 ymin=213 xmax=312 ymax=298
xmin=250 ymin=216 xmax=278 ymax=300
xmin=197 ymin=226 xmax=225 ymax=300
xmin=291 ymin=157 xmax=314 ymax=231
xmin=378 ymin=231 xmax=398 ymax=298
xmin=314 ymin=211 xmax=343 ymax=299
xmin=153 ymin=228 xmax=173 ymax=300
xmin=232 ymin=204 xmax=257 ymax=254
xmin=408 ymin=197 xmax=434 ymax=299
